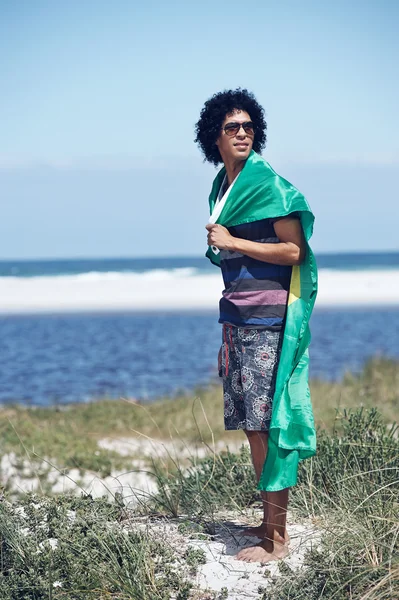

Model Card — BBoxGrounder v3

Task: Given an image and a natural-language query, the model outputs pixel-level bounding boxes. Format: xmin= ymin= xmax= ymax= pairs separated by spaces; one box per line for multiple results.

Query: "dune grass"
xmin=0 ymin=357 xmax=398 ymax=598
xmin=0 ymin=356 xmax=398 ymax=478
xmin=0 ymin=405 xmax=397 ymax=599
xmin=149 ymin=406 xmax=399 ymax=599
xmin=0 ymin=493 xmax=195 ymax=600
xmin=262 ymin=407 xmax=399 ymax=599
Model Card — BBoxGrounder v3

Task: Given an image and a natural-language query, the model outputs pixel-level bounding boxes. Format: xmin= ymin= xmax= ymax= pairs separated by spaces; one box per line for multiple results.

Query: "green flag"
xmin=206 ymin=150 xmax=318 ymax=491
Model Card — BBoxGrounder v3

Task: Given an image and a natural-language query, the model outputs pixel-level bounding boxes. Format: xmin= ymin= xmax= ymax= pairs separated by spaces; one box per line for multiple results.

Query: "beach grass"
xmin=0 ymin=493 xmax=196 ymax=600
xmin=0 ymin=357 xmax=398 ymax=598
xmin=0 ymin=356 xmax=397 ymax=478
xmin=261 ymin=406 xmax=399 ymax=599
xmin=0 ymin=404 xmax=397 ymax=599
xmin=152 ymin=406 xmax=399 ymax=600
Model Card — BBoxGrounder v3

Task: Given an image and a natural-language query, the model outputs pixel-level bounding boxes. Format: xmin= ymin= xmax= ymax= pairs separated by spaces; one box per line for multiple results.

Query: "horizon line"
xmin=0 ymin=249 xmax=399 ymax=263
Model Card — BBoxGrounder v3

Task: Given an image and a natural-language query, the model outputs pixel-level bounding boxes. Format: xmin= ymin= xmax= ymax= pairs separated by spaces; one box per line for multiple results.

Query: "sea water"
xmin=0 ymin=253 xmax=398 ymax=405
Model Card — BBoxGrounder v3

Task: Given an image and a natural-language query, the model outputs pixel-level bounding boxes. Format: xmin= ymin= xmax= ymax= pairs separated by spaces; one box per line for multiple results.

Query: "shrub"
xmin=151 ymin=445 xmax=257 ymax=518
xmin=0 ymin=493 xmax=193 ymax=599
xmin=265 ymin=408 xmax=399 ymax=599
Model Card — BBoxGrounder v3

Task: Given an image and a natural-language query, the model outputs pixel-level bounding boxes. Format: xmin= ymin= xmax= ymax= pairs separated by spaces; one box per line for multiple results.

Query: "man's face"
xmin=216 ymin=110 xmax=254 ymax=163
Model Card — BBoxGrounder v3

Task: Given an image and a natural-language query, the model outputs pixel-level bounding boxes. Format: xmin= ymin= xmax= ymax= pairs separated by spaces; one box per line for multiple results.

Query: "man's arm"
xmin=206 ymin=217 xmax=306 ymax=266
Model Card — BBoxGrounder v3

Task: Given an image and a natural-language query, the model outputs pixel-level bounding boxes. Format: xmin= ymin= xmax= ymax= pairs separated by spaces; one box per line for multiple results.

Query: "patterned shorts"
xmin=220 ymin=324 xmax=282 ymax=432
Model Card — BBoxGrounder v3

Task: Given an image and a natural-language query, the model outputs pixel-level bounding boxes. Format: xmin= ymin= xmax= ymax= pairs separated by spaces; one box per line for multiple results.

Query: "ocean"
xmin=0 ymin=252 xmax=398 ymax=406
xmin=1 ymin=251 xmax=399 ymax=278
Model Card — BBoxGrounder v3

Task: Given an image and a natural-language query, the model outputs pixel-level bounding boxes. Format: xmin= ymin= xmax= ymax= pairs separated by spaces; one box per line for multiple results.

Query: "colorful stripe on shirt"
xmin=219 ymin=217 xmax=294 ymax=330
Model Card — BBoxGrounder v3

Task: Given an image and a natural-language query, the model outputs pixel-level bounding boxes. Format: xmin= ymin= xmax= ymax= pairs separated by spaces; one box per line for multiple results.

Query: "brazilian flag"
xmin=206 ymin=150 xmax=318 ymax=491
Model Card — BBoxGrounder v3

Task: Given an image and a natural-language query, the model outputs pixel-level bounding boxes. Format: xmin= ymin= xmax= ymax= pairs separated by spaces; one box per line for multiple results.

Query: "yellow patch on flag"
xmin=288 ymin=265 xmax=301 ymax=305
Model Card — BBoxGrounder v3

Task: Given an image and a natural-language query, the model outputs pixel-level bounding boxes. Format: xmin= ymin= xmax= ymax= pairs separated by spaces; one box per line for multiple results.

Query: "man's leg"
xmin=235 ymin=485 xmax=290 ymax=563
xmin=236 ymin=429 xmax=290 ymax=562
xmin=242 ymin=430 xmax=290 ymax=544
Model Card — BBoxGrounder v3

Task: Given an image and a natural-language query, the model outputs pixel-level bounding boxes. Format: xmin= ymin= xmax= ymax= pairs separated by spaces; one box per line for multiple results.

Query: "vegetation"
xmin=149 ymin=408 xmax=398 ymax=599
xmin=263 ymin=408 xmax=399 ymax=599
xmin=0 ymin=493 xmax=194 ymax=599
xmin=0 ymin=357 xmax=397 ymax=598
xmin=0 ymin=356 xmax=397 ymax=476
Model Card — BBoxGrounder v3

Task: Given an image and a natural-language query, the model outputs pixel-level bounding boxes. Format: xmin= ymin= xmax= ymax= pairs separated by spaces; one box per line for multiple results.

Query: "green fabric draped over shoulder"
xmin=206 ymin=150 xmax=318 ymax=491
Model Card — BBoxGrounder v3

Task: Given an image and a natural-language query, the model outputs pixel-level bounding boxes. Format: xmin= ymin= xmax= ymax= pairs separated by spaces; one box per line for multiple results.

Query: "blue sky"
xmin=0 ymin=0 xmax=398 ymax=259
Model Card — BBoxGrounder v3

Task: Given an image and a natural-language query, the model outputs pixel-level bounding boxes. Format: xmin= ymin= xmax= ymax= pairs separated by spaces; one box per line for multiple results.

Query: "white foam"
xmin=74 ymin=267 xmax=199 ymax=281
xmin=0 ymin=269 xmax=398 ymax=313
xmin=2 ymin=267 xmax=200 ymax=283
xmin=316 ymin=269 xmax=399 ymax=306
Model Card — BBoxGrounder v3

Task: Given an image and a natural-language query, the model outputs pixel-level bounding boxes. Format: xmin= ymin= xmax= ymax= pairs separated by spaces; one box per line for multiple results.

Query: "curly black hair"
xmin=194 ymin=88 xmax=267 ymax=166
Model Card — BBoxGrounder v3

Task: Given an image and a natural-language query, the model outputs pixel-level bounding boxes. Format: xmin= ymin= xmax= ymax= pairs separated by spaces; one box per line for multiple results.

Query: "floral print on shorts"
xmin=220 ymin=324 xmax=282 ymax=431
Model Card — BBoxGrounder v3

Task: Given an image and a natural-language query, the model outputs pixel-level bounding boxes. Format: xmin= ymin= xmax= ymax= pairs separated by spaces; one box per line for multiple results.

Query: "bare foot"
xmin=241 ymin=524 xmax=290 ymax=544
xmin=235 ymin=538 xmax=289 ymax=564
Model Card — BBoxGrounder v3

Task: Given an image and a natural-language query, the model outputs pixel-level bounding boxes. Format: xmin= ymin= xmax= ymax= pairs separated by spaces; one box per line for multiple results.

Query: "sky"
xmin=0 ymin=0 xmax=398 ymax=259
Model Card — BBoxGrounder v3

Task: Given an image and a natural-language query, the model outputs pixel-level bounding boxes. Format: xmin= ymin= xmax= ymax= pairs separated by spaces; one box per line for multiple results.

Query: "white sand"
xmin=0 ymin=437 xmax=242 ymax=503
xmin=133 ymin=510 xmax=321 ymax=599
xmin=0 ymin=269 xmax=398 ymax=313
xmin=0 ymin=450 xmax=157 ymax=501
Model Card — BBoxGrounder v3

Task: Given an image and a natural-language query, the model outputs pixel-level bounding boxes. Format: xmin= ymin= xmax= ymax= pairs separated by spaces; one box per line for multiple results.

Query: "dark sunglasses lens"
xmin=224 ymin=123 xmax=240 ymax=135
xmin=243 ymin=122 xmax=254 ymax=134
xmin=224 ymin=122 xmax=254 ymax=135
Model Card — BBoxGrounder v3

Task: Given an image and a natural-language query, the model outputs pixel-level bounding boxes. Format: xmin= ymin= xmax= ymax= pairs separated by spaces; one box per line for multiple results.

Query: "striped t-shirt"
xmin=219 ymin=217 xmax=297 ymax=331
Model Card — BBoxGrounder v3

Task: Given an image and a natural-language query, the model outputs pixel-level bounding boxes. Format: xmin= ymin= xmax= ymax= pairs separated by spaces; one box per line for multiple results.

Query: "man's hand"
xmin=205 ymin=223 xmax=235 ymax=251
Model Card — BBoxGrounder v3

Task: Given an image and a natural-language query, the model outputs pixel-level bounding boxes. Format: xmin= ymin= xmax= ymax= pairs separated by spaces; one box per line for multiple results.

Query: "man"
xmin=194 ymin=89 xmax=318 ymax=563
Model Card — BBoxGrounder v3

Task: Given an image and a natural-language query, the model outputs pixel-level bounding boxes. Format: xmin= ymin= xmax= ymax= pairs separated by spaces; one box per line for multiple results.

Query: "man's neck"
xmin=223 ymin=157 xmax=246 ymax=186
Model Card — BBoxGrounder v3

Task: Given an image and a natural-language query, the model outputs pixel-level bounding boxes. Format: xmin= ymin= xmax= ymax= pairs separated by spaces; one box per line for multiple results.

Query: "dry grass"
xmin=0 ymin=357 xmax=397 ymax=476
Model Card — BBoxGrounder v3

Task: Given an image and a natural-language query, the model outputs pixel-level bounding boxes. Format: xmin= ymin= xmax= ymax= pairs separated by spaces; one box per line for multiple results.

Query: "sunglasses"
xmin=223 ymin=121 xmax=255 ymax=136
